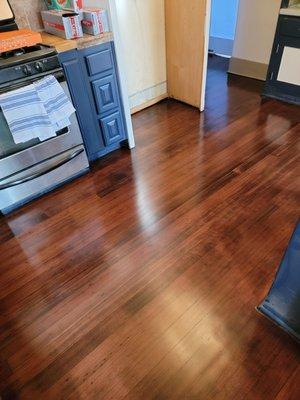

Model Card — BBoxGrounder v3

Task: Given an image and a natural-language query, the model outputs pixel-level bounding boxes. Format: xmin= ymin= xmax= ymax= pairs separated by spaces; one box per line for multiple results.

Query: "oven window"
xmin=0 ymin=109 xmax=68 ymax=160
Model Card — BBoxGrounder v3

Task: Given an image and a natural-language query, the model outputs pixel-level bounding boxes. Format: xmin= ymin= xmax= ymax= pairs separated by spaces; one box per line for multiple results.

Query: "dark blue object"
xmin=59 ymin=42 xmax=127 ymax=162
xmin=92 ymin=74 xmax=120 ymax=115
xmin=258 ymin=223 xmax=300 ymax=342
xmin=262 ymin=14 xmax=300 ymax=106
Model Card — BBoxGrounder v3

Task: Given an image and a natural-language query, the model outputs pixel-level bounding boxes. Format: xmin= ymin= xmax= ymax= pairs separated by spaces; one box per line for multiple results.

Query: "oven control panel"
xmin=0 ymin=55 xmax=61 ymax=86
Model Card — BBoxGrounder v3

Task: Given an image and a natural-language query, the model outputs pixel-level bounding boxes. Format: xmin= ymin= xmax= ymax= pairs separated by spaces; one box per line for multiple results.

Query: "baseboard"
xmin=129 ymin=81 xmax=167 ymax=113
xmin=209 ymin=36 xmax=234 ymax=57
xmin=228 ymin=57 xmax=268 ymax=81
xmin=131 ymin=93 xmax=168 ymax=114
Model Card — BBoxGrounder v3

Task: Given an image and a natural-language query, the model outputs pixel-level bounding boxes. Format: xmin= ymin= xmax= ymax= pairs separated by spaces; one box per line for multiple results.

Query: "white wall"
xmin=85 ymin=0 xmax=166 ymax=112
xmin=84 ymin=0 xmax=110 ymax=14
xmin=114 ymin=0 xmax=167 ymax=111
xmin=232 ymin=0 xmax=281 ymax=65
xmin=209 ymin=0 xmax=239 ymax=56
xmin=210 ymin=0 xmax=239 ymax=40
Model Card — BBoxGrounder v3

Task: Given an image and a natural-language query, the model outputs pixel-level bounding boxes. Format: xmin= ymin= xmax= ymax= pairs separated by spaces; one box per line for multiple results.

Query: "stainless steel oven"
xmin=0 ymin=65 xmax=89 ymax=214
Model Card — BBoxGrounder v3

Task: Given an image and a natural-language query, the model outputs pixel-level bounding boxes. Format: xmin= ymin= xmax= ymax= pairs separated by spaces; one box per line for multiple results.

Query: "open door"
xmin=165 ymin=0 xmax=210 ymax=110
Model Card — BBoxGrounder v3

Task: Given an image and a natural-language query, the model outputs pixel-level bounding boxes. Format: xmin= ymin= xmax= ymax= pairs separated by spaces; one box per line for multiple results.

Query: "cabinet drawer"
xmin=92 ymin=74 xmax=119 ymax=115
xmin=85 ymin=47 xmax=113 ymax=76
xmin=280 ymin=16 xmax=300 ymax=38
xmin=100 ymin=111 xmax=125 ymax=145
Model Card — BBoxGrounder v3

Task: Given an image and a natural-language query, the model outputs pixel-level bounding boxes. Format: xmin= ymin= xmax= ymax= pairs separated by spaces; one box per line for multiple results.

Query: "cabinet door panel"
xmin=280 ymin=16 xmax=300 ymax=38
xmin=100 ymin=111 xmax=125 ymax=146
xmin=59 ymin=50 xmax=105 ymax=159
xmin=62 ymin=42 xmax=128 ymax=161
xmin=92 ymin=74 xmax=119 ymax=115
xmin=85 ymin=48 xmax=113 ymax=76
xmin=263 ymin=15 xmax=300 ymax=105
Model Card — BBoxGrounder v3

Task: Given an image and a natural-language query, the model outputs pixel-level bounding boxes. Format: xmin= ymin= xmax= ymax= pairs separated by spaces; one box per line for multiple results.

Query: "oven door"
xmin=0 ymin=143 xmax=88 ymax=214
xmin=0 ymin=69 xmax=84 ymax=180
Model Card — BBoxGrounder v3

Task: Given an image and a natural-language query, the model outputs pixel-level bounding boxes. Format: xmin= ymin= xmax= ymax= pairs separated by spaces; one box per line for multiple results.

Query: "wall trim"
xmin=129 ymin=81 xmax=167 ymax=111
xmin=228 ymin=57 xmax=268 ymax=81
xmin=209 ymin=36 xmax=234 ymax=57
xmin=131 ymin=93 xmax=168 ymax=114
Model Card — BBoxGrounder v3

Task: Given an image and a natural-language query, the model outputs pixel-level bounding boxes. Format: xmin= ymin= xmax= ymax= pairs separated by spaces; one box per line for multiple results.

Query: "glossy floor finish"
xmin=0 ymin=56 xmax=300 ymax=400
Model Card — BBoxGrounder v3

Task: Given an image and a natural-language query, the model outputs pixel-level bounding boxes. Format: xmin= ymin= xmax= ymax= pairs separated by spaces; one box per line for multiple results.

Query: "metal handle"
xmin=0 ymin=147 xmax=84 ymax=190
xmin=0 ymin=68 xmax=65 ymax=94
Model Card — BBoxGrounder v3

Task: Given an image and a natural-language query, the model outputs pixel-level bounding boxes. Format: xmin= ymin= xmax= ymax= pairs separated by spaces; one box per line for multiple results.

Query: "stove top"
xmin=0 ymin=43 xmax=60 ymax=88
xmin=0 ymin=44 xmax=57 ymax=69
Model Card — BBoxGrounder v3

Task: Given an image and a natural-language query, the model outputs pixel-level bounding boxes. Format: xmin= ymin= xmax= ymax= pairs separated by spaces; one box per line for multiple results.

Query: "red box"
xmin=81 ymin=8 xmax=109 ymax=36
xmin=41 ymin=10 xmax=83 ymax=39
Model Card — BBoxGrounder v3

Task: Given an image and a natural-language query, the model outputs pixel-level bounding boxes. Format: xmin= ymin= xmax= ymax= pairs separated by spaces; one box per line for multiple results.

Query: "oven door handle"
xmin=0 ymin=147 xmax=84 ymax=190
xmin=0 ymin=68 xmax=65 ymax=94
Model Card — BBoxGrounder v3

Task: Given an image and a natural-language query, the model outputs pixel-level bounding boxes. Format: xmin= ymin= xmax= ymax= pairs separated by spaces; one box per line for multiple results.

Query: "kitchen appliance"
xmin=0 ymin=0 xmax=18 ymax=32
xmin=0 ymin=44 xmax=89 ymax=214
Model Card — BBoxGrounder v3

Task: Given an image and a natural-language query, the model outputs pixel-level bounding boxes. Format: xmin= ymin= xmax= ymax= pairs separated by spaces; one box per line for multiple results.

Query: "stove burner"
xmin=1 ymin=48 xmax=25 ymax=59
xmin=0 ymin=44 xmax=45 ymax=60
xmin=13 ymin=48 xmax=26 ymax=57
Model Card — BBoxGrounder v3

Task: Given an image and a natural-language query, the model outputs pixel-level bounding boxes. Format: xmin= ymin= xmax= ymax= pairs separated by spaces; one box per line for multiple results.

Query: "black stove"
xmin=0 ymin=43 xmax=60 ymax=88
xmin=0 ymin=44 xmax=54 ymax=60
xmin=0 ymin=44 xmax=57 ymax=65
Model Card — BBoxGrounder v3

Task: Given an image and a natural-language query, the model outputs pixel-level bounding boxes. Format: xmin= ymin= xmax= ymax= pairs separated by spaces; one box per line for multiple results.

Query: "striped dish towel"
xmin=33 ymin=75 xmax=75 ymax=135
xmin=0 ymin=84 xmax=56 ymax=144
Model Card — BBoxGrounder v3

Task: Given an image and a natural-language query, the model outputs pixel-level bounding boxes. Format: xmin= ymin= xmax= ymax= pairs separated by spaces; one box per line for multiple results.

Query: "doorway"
xmin=200 ymin=0 xmax=241 ymax=111
xmin=208 ymin=0 xmax=240 ymax=58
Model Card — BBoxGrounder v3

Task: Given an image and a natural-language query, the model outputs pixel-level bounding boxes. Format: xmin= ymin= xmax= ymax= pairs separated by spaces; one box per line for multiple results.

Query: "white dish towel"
xmin=0 ymin=75 xmax=76 ymax=144
xmin=34 ymin=75 xmax=75 ymax=136
xmin=0 ymin=84 xmax=56 ymax=144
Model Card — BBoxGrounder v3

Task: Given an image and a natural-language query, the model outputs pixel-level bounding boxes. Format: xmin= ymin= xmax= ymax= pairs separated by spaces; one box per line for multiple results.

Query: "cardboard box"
xmin=41 ymin=10 xmax=83 ymax=39
xmin=81 ymin=8 xmax=109 ymax=36
xmin=44 ymin=0 xmax=83 ymax=13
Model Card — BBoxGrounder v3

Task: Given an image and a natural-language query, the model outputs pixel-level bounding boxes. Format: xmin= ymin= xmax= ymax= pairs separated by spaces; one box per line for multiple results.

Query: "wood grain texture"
xmin=40 ymin=32 xmax=114 ymax=53
xmin=165 ymin=0 xmax=206 ymax=107
xmin=0 ymin=56 xmax=299 ymax=400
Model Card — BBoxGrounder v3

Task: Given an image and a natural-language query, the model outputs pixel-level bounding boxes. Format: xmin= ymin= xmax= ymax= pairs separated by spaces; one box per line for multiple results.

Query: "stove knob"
xmin=22 ymin=65 xmax=32 ymax=76
xmin=34 ymin=62 xmax=44 ymax=72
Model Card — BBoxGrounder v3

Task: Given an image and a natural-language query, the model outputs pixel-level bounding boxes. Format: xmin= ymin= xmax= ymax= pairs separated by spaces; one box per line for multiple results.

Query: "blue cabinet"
xmin=100 ymin=110 xmax=125 ymax=146
xmin=92 ymin=74 xmax=119 ymax=115
xmin=59 ymin=41 xmax=127 ymax=161
xmin=84 ymin=44 xmax=114 ymax=76
xmin=258 ymin=223 xmax=300 ymax=342
xmin=263 ymin=15 xmax=300 ymax=105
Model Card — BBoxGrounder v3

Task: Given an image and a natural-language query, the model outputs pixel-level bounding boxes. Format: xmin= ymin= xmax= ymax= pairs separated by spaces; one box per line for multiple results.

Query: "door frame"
xmin=201 ymin=0 xmax=242 ymax=111
xmin=200 ymin=0 xmax=212 ymax=111
xmin=107 ymin=0 xmax=135 ymax=149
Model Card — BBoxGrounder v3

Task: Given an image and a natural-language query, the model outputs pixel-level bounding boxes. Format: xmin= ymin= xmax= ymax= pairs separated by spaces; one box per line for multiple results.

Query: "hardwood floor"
xmin=0 ymin=56 xmax=299 ymax=400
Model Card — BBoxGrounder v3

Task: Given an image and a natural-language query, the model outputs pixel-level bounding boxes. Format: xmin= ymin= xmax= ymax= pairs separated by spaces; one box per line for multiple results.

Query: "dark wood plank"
xmin=0 ymin=55 xmax=299 ymax=400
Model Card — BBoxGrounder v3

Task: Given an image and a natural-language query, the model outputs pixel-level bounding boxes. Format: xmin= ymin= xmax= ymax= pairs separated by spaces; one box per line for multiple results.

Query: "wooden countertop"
xmin=280 ymin=7 xmax=300 ymax=16
xmin=40 ymin=31 xmax=114 ymax=53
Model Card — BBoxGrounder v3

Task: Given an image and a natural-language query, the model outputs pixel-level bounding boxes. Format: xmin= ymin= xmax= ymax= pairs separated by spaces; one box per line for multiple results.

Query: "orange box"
xmin=0 ymin=29 xmax=42 ymax=53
